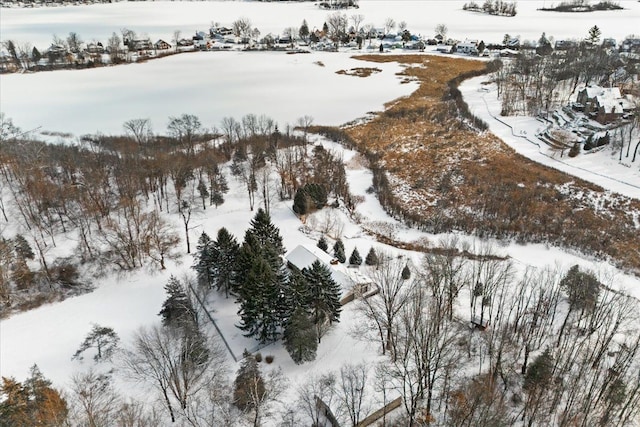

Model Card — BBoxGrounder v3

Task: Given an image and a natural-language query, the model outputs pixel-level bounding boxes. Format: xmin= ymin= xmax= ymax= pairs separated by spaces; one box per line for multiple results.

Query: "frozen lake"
xmin=0 ymin=51 xmax=418 ymax=136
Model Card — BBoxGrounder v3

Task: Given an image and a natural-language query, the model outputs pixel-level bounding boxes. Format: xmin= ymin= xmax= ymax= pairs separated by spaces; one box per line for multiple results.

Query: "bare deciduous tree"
xmin=358 ymin=252 xmax=416 ymax=356
xmin=297 ymin=372 xmax=337 ymax=427
xmin=123 ymin=119 xmax=152 ymax=145
xmin=121 ymin=324 xmax=226 ymax=424
xmin=69 ymin=369 xmax=121 ymax=427
xmin=337 ymin=363 xmax=369 ymax=426
xmin=383 ymin=18 xmax=396 ymax=36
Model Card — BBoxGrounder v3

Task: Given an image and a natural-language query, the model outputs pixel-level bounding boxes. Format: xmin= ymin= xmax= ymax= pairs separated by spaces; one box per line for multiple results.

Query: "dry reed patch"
xmin=344 ymin=54 xmax=640 ymax=273
xmin=336 ymin=67 xmax=382 ymax=77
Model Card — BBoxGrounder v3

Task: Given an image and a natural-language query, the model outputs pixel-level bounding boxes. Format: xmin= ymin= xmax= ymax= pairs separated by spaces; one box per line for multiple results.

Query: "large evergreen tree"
xmin=0 ymin=365 xmax=68 ymax=426
xmin=293 ymin=187 xmax=310 ymax=216
xmin=587 ymin=25 xmax=601 ymax=45
xmin=212 ymin=227 xmax=240 ymax=298
xmin=303 ymin=260 xmax=342 ymax=342
xmin=303 ymin=183 xmax=327 ymax=209
xmin=237 ymin=256 xmax=281 ymax=343
xmin=402 ymin=264 xmax=411 ymax=280
xmin=193 ymin=232 xmax=215 ymax=288
xmin=235 ymin=233 xmax=289 ymax=343
xmin=246 ymin=208 xmax=285 ymax=255
xmin=210 ymin=165 xmax=229 ymax=208
xmin=283 ymin=306 xmax=318 ymax=364
xmin=299 ymin=19 xmax=310 ymax=41
xmin=524 ymin=348 xmax=553 ymax=391
xmin=317 ymin=236 xmax=329 ymax=253
xmin=560 ymin=264 xmax=600 ymax=312
xmin=234 ymin=210 xmax=290 ymax=342
xmin=233 ymin=352 xmax=265 ymax=412
xmin=283 ymin=267 xmax=311 ymax=316
xmin=13 ymin=235 xmax=34 ymax=261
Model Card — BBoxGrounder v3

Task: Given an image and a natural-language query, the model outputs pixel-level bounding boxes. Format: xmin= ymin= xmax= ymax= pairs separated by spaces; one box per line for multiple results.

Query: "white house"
xmin=285 ymin=244 xmax=355 ymax=292
xmin=457 ymin=40 xmax=478 ymax=55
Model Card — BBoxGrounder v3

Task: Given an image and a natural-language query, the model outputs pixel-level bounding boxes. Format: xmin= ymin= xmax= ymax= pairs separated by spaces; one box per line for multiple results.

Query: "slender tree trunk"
xmin=184 ymin=221 xmax=190 ymax=254
xmin=632 ymin=140 xmax=640 ymax=162
xmin=162 ymin=387 xmax=176 ymax=423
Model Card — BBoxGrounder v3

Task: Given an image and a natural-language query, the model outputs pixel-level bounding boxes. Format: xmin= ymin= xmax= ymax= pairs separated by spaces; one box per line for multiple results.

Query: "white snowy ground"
xmin=460 ymin=76 xmax=640 ymax=200
xmin=1 ymin=0 xmax=639 ymax=51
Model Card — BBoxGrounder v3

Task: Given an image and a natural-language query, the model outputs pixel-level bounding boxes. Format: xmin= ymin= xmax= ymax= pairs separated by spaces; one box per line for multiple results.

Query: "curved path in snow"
xmin=459 ymin=75 xmax=640 ymax=200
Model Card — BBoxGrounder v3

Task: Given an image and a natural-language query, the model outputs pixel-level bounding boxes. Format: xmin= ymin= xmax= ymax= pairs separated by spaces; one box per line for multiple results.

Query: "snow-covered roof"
xmin=285 ymin=244 xmax=356 ymax=292
xmin=596 ymin=94 xmax=634 ymax=114
xmin=582 ymin=86 xmax=634 ymax=114
xmin=582 ymin=85 xmax=621 ymax=100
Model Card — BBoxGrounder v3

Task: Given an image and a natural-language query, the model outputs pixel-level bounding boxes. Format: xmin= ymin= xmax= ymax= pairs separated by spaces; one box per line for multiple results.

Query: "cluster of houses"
xmin=437 ymin=35 xmax=640 ymax=59
xmin=1 ymin=0 xmax=110 ymax=7
xmin=4 ymin=17 xmax=640 ymax=72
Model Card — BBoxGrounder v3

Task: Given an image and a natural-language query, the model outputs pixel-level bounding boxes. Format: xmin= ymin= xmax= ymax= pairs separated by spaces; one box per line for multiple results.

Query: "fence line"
xmin=356 ymin=397 xmax=403 ymax=427
xmin=187 ymin=283 xmax=238 ymax=363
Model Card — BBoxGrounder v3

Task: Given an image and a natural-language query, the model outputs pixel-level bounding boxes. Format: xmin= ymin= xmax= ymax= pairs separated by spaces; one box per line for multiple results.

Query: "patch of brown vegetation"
xmin=338 ymin=54 xmax=640 ymax=274
xmin=336 ymin=67 xmax=382 ymax=77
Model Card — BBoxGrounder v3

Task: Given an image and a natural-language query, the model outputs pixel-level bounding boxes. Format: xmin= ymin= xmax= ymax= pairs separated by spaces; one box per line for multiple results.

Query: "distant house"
xmin=130 ymin=38 xmax=152 ymax=52
xmin=0 ymin=51 xmax=14 ymax=72
xmin=620 ymin=37 xmax=640 ymax=53
xmin=85 ymin=42 xmax=104 ymax=55
xmin=505 ymin=37 xmax=520 ymax=49
xmin=177 ymin=38 xmax=194 ymax=47
xmin=577 ymin=85 xmax=634 ymax=124
xmin=154 ymin=39 xmax=171 ymax=50
xmin=48 ymin=44 xmax=66 ymax=55
xmin=210 ymin=26 xmax=233 ymax=37
xmin=457 ymin=40 xmax=478 ymax=55
xmin=554 ymin=39 xmax=577 ymax=50
xmin=436 ymin=45 xmax=453 ymax=54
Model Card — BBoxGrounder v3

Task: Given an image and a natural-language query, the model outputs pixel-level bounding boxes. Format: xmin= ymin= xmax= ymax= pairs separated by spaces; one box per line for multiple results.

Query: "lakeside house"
xmin=576 ymin=85 xmax=635 ymax=124
xmin=154 ymin=39 xmax=171 ymax=50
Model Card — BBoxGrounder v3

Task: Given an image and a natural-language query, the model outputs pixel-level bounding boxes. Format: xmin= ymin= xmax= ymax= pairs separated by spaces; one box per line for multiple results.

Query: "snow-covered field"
xmin=2 ymin=0 xmax=639 ymax=50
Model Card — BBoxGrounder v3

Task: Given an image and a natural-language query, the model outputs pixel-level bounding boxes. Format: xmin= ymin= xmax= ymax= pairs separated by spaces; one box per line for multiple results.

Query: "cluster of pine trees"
xmin=193 ymin=208 xmax=342 ymax=364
